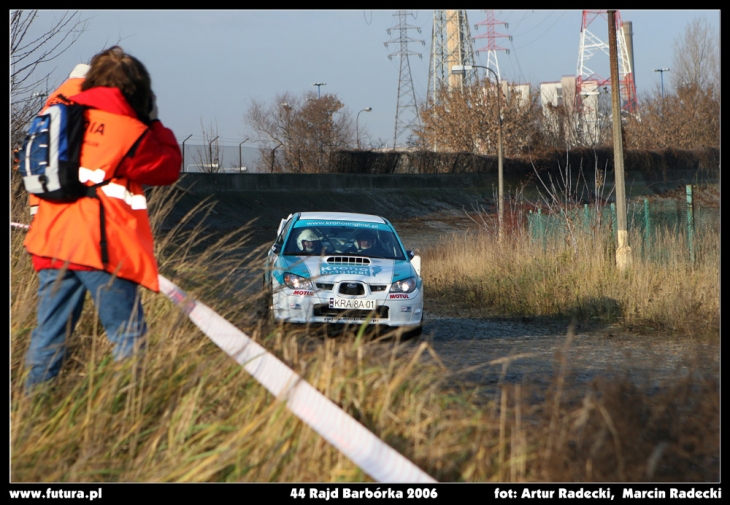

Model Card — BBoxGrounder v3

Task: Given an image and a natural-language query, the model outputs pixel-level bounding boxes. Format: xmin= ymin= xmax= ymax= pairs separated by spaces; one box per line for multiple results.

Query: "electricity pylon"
xmin=473 ymin=10 xmax=511 ymax=83
xmin=427 ymin=9 xmax=477 ymax=104
xmin=385 ymin=10 xmax=425 ymax=149
xmin=576 ymin=9 xmax=638 ymax=113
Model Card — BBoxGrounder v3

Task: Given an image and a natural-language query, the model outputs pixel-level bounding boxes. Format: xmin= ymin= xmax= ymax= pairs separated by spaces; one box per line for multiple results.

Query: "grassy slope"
xmin=10 ymin=179 xmax=719 ymax=483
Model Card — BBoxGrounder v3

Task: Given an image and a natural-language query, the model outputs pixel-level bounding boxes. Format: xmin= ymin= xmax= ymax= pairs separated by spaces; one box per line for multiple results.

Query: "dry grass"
xmin=10 ymin=174 xmax=719 ymax=482
xmin=422 ymin=213 xmax=720 ymax=340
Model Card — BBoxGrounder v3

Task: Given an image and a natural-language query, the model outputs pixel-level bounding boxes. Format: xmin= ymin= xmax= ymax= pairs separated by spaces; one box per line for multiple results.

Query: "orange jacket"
xmin=44 ymin=77 xmax=85 ymax=109
xmin=24 ymin=87 xmax=181 ymax=292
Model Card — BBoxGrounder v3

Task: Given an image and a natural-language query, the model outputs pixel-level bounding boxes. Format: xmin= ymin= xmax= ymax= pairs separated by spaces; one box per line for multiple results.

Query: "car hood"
xmin=278 ymin=255 xmax=415 ymax=285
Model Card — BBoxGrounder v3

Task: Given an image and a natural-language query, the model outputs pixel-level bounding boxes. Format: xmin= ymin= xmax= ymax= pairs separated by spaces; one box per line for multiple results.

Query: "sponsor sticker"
xmin=389 ymin=293 xmax=410 ymax=299
xmin=292 ymin=290 xmax=314 ymax=296
xmin=323 ymin=317 xmax=375 ymax=324
xmin=321 ymin=265 xmax=370 ymax=276
xmin=302 ymin=221 xmax=380 ymax=229
xmin=329 ymin=298 xmax=376 ymax=310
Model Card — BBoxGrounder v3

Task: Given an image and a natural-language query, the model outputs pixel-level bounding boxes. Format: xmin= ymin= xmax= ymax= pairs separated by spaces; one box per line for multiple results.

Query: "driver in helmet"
xmin=351 ymin=229 xmax=382 ymax=255
xmin=297 ymin=229 xmax=322 ymax=254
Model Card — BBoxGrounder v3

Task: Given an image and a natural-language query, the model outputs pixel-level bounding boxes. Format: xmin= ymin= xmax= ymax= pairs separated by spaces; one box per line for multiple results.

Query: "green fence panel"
xmin=526 ymin=184 xmax=718 ymax=263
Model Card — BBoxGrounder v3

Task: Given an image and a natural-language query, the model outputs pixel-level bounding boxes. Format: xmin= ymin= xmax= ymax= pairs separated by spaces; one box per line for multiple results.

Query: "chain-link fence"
xmin=179 ymin=143 xmax=262 ymax=173
xmin=179 ymin=143 xmax=337 ymax=174
xmin=527 ymin=185 xmax=719 ymax=262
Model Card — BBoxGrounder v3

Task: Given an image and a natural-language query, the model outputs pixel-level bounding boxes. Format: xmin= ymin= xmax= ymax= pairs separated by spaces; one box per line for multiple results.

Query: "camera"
xmin=148 ymin=93 xmax=155 ymax=114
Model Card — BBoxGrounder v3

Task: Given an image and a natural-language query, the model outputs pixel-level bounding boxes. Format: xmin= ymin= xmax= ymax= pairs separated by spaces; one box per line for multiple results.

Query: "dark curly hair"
xmin=81 ymin=46 xmax=153 ymax=122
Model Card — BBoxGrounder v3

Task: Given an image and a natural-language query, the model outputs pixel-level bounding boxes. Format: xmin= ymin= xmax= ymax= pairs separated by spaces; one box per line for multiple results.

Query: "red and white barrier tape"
xmin=11 ymin=221 xmax=436 ymax=483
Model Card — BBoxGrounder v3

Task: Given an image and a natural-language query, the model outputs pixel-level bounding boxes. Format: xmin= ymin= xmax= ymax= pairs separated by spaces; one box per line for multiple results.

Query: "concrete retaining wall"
xmin=164 ymin=170 xmax=717 ymax=235
xmin=177 ymin=173 xmax=502 ymax=192
xmin=177 ymin=169 xmax=716 ymax=199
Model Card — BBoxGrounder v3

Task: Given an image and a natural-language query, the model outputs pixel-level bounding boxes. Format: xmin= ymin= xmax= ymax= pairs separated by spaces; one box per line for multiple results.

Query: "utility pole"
xmin=451 ymin=64 xmax=503 ymax=242
xmin=654 ymin=68 xmax=670 ymax=98
xmin=608 ymin=10 xmax=631 ymax=270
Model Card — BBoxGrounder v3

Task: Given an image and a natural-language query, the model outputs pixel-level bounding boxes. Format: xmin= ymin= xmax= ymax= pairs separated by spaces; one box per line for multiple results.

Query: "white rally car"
xmin=263 ymin=211 xmax=423 ymax=337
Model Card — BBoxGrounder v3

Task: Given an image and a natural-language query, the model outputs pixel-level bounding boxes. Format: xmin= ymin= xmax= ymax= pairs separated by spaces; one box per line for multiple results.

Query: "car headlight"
xmin=283 ymin=272 xmax=313 ymax=290
xmin=389 ymin=276 xmax=417 ymax=293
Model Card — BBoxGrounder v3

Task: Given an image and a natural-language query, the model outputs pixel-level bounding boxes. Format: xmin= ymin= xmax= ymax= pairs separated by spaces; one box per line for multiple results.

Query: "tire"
xmin=261 ymin=276 xmax=274 ymax=324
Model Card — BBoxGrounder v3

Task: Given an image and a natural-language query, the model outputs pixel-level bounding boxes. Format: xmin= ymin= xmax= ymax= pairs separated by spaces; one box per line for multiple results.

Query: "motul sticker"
xmin=389 ymin=294 xmax=410 ymax=299
xmin=292 ymin=290 xmax=314 ymax=296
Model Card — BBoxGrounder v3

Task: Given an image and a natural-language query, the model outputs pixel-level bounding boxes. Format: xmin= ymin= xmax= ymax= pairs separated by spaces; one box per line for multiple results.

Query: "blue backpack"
xmin=18 ymin=97 xmax=100 ymax=202
xmin=18 ymin=96 xmax=113 ymax=266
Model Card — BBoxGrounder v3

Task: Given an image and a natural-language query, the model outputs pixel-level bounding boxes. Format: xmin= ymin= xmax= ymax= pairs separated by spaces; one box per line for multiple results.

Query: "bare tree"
xmin=670 ymin=16 xmax=720 ymax=92
xmin=539 ymin=92 xmax=613 ymax=151
xmin=245 ymin=91 xmax=353 ymax=173
xmin=623 ymin=16 xmax=720 ymax=150
xmin=623 ymin=83 xmax=719 ymax=150
xmin=414 ymin=81 xmax=542 ymax=157
xmin=10 ymin=10 xmax=88 ymax=145
xmin=245 ymin=91 xmax=294 ymax=173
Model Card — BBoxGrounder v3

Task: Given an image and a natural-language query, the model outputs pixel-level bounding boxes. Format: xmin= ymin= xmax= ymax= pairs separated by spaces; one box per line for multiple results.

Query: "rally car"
xmin=263 ymin=211 xmax=423 ymax=337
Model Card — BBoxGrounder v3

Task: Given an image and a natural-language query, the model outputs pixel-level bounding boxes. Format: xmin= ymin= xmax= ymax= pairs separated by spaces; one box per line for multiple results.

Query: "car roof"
xmin=296 ymin=211 xmax=387 ymax=224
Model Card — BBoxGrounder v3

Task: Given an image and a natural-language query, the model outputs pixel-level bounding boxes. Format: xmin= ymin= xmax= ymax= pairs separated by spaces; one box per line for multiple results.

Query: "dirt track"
xmin=167 ymin=185 xmax=719 ymax=400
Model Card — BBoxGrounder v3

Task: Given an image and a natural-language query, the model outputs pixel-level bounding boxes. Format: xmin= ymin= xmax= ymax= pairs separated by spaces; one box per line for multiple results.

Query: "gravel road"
xmin=391 ymin=215 xmax=719 ymax=400
xmin=198 ymin=199 xmax=719 ymax=401
xmin=416 ymin=312 xmax=718 ymax=400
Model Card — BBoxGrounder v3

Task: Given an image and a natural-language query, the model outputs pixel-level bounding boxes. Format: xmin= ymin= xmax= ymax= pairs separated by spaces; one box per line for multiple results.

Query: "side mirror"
xmin=406 ymin=250 xmax=415 ymax=260
xmin=276 ymin=218 xmax=287 ymax=237
xmin=410 ymin=253 xmax=421 ymax=277
xmin=272 ymin=243 xmax=281 ymax=254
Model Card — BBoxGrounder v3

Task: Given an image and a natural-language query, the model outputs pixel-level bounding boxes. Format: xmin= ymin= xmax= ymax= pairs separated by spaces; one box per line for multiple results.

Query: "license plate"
xmin=329 ymin=298 xmax=375 ymax=310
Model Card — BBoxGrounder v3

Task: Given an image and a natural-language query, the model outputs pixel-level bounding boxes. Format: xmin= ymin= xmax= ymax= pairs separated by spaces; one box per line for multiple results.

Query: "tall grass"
xmin=10 ymin=174 xmax=719 ymax=482
xmin=422 ymin=210 xmax=720 ymax=340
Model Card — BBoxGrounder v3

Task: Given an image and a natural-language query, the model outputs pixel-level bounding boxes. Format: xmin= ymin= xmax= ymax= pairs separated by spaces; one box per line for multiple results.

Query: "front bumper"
xmin=272 ymin=285 xmax=423 ymax=330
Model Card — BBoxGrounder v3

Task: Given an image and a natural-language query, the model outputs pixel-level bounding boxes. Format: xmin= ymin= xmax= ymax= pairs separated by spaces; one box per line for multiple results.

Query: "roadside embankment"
xmin=168 ymin=170 xmax=716 ymax=235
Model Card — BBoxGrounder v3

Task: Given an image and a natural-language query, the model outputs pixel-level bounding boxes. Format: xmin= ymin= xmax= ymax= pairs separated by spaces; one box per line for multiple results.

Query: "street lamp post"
xmin=312 ymin=82 xmax=326 ymax=98
xmin=451 ymin=64 xmax=504 ymax=241
xmin=31 ymin=91 xmax=48 ymax=102
xmin=239 ymin=137 xmax=249 ymax=172
xmin=181 ymin=134 xmax=192 ymax=172
xmin=208 ymin=135 xmax=219 ymax=172
xmin=356 ymin=107 xmax=372 ymax=149
xmin=654 ymin=68 xmax=670 ymax=99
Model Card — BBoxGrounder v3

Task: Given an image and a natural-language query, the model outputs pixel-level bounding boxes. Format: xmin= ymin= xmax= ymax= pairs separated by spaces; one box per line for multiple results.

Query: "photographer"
xmin=22 ymin=46 xmax=182 ymax=391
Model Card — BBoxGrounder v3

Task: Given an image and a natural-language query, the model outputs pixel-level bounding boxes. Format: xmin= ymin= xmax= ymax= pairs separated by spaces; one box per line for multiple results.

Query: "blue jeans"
xmin=24 ymin=269 xmax=148 ymax=390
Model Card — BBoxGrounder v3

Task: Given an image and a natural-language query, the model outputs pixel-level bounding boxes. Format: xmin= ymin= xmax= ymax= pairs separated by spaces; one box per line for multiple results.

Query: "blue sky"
xmin=16 ymin=9 xmax=720 ymax=149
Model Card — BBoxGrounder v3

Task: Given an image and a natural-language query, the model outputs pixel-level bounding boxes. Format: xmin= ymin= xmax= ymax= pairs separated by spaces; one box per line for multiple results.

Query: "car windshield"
xmin=284 ymin=225 xmax=406 ymax=260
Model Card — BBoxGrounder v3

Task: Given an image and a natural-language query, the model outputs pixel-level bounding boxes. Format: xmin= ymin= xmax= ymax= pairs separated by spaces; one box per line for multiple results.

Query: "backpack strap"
xmin=82 ymin=180 xmax=112 ymax=266
xmin=97 ymin=194 xmax=109 ymax=266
